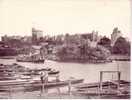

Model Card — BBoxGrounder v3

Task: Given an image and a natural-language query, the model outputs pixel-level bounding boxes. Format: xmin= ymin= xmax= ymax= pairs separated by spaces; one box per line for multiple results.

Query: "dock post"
xmin=117 ymin=71 xmax=121 ymax=90
xmin=68 ymin=80 xmax=71 ymax=95
xmin=9 ymin=86 xmax=12 ymax=99
xmin=100 ymin=71 xmax=103 ymax=91
xmin=40 ymin=77 xmax=45 ymax=94
xmin=56 ymin=74 xmax=60 ymax=82
xmin=41 ymin=82 xmax=44 ymax=93
xmin=40 ymin=82 xmax=45 ymax=97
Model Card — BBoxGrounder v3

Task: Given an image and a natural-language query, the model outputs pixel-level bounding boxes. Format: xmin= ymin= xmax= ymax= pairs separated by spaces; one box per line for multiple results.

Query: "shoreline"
xmin=0 ymin=56 xmax=16 ymax=59
xmin=0 ymin=54 xmax=130 ymax=63
xmin=47 ymin=54 xmax=130 ymax=63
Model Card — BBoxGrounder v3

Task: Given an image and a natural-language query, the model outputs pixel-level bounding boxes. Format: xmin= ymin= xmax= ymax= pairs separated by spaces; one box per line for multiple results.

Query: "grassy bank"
xmin=108 ymin=54 xmax=130 ymax=61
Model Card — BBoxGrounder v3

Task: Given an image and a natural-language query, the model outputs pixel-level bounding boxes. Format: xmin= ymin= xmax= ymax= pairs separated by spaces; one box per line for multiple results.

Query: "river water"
xmin=0 ymin=59 xmax=130 ymax=99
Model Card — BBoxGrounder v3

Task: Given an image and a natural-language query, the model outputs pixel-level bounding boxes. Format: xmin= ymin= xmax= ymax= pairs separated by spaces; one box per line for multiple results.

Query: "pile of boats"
xmin=0 ymin=63 xmax=83 ymax=92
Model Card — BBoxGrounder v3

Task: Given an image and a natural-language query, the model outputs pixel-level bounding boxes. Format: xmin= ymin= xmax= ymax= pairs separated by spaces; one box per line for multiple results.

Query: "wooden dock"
xmin=73 ymin=80 xmax=130 ymax=96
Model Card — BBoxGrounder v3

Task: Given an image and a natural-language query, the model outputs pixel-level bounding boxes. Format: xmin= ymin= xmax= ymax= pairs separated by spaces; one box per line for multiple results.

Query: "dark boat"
xmin=48 ymin=70 xmax=60 ymax=75
xmin=36 ymin=68 xmax=51 ymax=71
xmin=17 ymin=58 xmax=45 ymax=63
xmin=22 ymin=68 xmax=59 ymax=76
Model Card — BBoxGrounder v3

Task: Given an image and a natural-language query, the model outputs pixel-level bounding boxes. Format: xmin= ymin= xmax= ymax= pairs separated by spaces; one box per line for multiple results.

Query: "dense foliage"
xmin=97 ymin=36 xmax=111 ymax=51
xmin=56 ymin=44 xmax=111 ymax=61
xmin=0 ymin=48 xmax=17 ymax=56
xmin=112 ymin=37 xmax=130 ymax=55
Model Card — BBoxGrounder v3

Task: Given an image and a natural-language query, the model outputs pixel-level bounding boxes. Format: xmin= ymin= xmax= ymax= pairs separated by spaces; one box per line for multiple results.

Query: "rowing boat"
xmin=74 ymin=80 xmax=130 ymax=89
xmin=0 ymin=78 xmax=84 ymax=92
xmin=22 ymin=69 xmax=60 ymax=76
xmin=16 ymin=54 xmax=45 ymax=63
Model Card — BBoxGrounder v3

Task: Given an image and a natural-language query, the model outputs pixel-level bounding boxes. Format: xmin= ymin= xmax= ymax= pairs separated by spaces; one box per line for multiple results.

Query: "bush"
xmin=112 ymin=37 xmax=130 ymax=55
xmin=0 ymin=48 xmax=17 ymax=56
xmin=56 ymin=43 xmax=111 ymax=61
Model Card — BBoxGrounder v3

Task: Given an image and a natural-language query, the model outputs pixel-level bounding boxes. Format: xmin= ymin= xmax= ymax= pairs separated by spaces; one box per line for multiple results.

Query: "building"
xmin=1 ymin=35 xmax=8 ymax=42
xmin=32 ymin=28 xmax=43 ymax=44
xmin=111 ymin=27 xmax=122 ymax=46
xmin=80 ymin=31 xmax=98 ymax=42
xmin=91 ymin=31 xmax=98 ymax=41
xmin=1 ymin=35 xmax=22 ymax=42
xmin=64 ymin=33 xmax=81 ymax=46
xmin=63 ymin=32 xmax=99 ymax=48
xmin=21 ymin=36 xmax=32 ymax=44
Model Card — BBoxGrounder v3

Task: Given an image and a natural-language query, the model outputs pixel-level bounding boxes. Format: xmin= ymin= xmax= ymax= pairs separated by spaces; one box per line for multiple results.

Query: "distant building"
xmin=21 ymin=36 xmax=32 ymax=43
xmin=91 ymin=31 xmax=98 ymax=41
xmin=63 ymin=32 xmax=99 ymax=48
xmin=0 ymin=41 xmax=5 ymax=48
xmin=89 ymin=41 xmax=97 ymax=48
xmin=81 ymin=31 xmax=98 ymax=42
xmin=64 ymin=33 xmax=81 ymax=46
xmin=1 ymin=35 xmax=22 ymax=42
xmin=1 ymin=35 xmax=8 ymax=42
xmin=55 ymin=35 xmax=65 ymax=43
xmin=32 ymin=28 xmax=43 ymax=44
xmin=111 ymin=27 xmax=122 ymax=46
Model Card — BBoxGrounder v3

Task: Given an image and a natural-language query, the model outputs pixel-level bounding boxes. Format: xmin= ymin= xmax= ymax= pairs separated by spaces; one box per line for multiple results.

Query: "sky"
xmin=0 ymin=0 xmax=131 ymax=38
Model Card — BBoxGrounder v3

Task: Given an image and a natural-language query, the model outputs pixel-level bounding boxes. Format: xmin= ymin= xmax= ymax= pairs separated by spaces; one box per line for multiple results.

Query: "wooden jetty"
xmin=73 ymin=80 xmax=130 ymax=96
xmin=75 ymin=80 xmax=130 ymax=89
xmin=73 ymin=71 xmax=130 ymax=97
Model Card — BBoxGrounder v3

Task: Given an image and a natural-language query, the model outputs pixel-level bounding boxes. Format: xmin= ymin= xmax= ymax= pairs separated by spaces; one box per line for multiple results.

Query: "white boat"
xmin=16 ymin=54 xmax=45 ymax=63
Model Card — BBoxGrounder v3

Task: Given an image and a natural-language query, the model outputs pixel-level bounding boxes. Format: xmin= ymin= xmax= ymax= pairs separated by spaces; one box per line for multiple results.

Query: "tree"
xmin=112 ymin=36 xmax=130 ymax=55
xmin=97 ymin=36 xmax=111 ymax=51
xmin=89 ymin=45 xmax=111 ymax=60
xmin=7 ymin=39 xmax=22 ymax=48
xmin=112 ymin=27 xmax=119 ymax=33
xmin=56 ymin=46 xmax=67 ymax=60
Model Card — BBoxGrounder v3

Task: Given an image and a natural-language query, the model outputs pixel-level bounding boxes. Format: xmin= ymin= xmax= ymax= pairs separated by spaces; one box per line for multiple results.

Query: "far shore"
xmin=47 ymin=54 xmax=130 ymax=63
xmin=0 ymin=54 xmax=130 ymax=62
xmin=0 ymin=56 xmax=16 ymax=59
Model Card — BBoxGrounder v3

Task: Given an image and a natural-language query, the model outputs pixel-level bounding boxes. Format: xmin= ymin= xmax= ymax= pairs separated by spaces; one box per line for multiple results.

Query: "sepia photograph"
xmin=0 ymin=0 xmax=131 ymax=99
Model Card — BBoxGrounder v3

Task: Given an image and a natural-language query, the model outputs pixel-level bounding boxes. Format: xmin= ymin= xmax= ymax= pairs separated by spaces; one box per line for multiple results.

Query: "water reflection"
xmin=39 ymin=86 xmax=62 ymax=99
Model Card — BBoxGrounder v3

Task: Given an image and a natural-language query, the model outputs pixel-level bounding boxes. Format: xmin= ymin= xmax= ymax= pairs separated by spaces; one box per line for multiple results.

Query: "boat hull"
xmin=16 ymin=59 xmax=45 ymax=63
xmin=0 ymin=78 xmax=84 ymax=92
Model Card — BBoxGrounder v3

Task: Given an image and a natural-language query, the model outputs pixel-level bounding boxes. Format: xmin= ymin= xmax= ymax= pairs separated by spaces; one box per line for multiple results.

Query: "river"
xmin=0 ymin=59 xmax=130 ymax=99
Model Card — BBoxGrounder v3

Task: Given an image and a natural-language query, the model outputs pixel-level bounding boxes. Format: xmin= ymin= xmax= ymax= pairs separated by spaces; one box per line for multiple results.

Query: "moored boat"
xmin=0 ymin=63 xmax=83 ymax=92
xmin=0 ymin=78 xmax=84 ymax=92
xmin=22 ymin=68 xmax=59 ymax=76
xmin=16 ymin=54 xmax=45 ymax=63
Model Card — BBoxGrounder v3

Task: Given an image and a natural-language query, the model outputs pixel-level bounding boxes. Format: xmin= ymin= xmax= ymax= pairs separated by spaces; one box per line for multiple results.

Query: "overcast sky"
xmin=0 ymin=0 xmax=131 ymax=38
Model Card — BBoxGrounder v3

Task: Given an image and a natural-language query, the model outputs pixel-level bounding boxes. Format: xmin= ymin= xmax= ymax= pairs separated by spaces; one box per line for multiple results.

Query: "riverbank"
xmin=0 ymin=56 xmax=16 ymax=59
xmin=49 ymin=59 xmax=112 ymax=64
xmin=46 ymin=54 xmax=130 ymax=63
xmin=0 ymin=54 xmax=130 ymax=63
xmin=108 ymin=54 xmax=130 ymax=61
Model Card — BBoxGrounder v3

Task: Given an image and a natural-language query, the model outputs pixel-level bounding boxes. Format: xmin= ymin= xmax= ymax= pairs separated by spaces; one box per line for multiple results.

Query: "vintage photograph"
xmin=0 ymin=0 xmax=131 ymax=99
